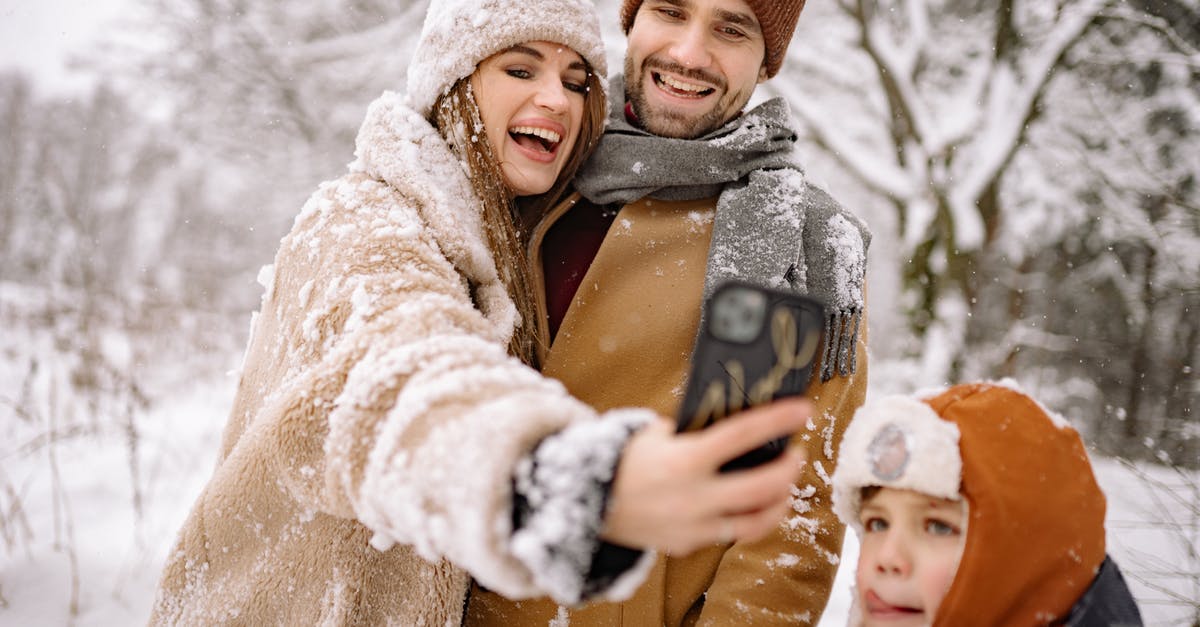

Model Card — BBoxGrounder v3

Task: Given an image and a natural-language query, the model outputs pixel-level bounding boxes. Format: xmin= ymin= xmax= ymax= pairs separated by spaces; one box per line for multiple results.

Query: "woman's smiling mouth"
xmin=508 ymin=125 xmax=563 ymax=162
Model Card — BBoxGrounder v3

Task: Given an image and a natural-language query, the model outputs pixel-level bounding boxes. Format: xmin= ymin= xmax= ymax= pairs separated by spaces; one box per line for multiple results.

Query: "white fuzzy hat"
xmin=831 ymin=394 xmax=963 ymax=535
xmin=406 ymin=0 xmax=609 ymax=117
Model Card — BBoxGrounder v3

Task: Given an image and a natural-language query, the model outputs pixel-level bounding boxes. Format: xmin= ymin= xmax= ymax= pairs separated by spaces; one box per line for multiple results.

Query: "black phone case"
xmin=676 ymin=281 xmax=825 ymax=472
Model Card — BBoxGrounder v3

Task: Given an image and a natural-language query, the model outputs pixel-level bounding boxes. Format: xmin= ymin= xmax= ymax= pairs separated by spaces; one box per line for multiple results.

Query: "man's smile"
xmin=653 ymin=71 xmax=716 ymax=97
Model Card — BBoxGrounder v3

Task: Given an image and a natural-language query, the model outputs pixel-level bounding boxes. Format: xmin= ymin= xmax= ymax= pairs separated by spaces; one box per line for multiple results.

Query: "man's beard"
xmin=624 ymin=54 xmax=737 ymax=140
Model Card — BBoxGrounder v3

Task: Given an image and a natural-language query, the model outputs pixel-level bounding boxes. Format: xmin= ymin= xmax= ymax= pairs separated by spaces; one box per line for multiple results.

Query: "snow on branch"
xmin=789 ymin=96 xmax=915 ymax=201
xmin=1006 ymin=323 xmax=1088 ymax=353
xmin=1098 ymin=5 xmax=1200 ymax=63
xmin=282 ymin=5 xmax=427 ymax=67
xmin=951 ymin=0 xmax=1115 ymax=248
xmin=856 ymin=0 xmax=938 ymax=162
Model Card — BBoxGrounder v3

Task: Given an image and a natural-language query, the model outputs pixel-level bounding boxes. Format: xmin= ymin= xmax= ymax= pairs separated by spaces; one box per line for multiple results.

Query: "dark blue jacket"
xmin=1064 ymin=555 xmax=1143 ymax=626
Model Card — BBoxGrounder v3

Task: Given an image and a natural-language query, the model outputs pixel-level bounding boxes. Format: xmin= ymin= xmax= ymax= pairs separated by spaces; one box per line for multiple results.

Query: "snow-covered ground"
xmin=0 ymin=374 xmax=228 ymax=625
xmin=2 ymin=363 xmax=1195 ymax=625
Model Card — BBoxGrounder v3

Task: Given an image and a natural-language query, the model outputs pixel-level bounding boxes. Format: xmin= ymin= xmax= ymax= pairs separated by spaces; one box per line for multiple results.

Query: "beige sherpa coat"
xmin=150 ymin=91 xmax=657 ymax=625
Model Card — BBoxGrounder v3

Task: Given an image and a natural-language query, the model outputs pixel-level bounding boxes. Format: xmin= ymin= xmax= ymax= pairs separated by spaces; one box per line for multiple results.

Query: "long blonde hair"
xmin=432 ymin=65 xmax=607 ymax=368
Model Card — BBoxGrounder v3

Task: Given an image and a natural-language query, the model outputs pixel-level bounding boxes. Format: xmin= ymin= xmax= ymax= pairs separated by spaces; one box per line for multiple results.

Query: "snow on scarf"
xmin=573 ymin=76 xmax=871 ymax=380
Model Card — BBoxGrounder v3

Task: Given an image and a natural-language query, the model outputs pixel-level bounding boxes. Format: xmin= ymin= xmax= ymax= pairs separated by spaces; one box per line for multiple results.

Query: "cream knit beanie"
xmin=407 ymin=0 xmax=608 ymax=117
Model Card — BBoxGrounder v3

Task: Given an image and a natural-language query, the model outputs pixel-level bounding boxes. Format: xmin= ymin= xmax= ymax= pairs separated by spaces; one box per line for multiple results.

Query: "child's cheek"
xmin=854 ymin=550 xmax=873 ymax=593
xmin=922 ymin=559 xmax=959 ymax=615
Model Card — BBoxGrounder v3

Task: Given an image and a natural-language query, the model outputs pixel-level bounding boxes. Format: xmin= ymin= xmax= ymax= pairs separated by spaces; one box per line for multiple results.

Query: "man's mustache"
xmin=641 ymin=56 xmax=726 ymax=91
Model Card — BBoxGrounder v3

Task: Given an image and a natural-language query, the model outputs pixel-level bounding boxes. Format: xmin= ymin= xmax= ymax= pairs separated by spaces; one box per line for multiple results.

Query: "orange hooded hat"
xmin=833 ymin=381 xmax=1108 ymax=626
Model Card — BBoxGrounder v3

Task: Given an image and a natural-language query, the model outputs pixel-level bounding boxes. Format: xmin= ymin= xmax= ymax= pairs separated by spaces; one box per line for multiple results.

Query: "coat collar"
xmin=350 ymin=91 xmax=500 ymax=289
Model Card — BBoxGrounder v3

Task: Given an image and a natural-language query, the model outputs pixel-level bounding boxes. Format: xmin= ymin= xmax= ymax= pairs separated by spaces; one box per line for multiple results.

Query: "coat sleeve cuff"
xmin=509 ymin=409 xmax=656 ymax=604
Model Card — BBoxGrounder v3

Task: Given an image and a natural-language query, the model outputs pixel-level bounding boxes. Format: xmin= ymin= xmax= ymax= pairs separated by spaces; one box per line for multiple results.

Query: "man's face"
xmin=624 ymin=0 xmax=768 ymax=139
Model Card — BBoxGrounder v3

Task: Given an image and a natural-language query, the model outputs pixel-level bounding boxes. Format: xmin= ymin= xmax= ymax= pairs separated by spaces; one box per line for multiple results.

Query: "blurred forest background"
xmin=2 ymin=0 xmax=1197 ymax=624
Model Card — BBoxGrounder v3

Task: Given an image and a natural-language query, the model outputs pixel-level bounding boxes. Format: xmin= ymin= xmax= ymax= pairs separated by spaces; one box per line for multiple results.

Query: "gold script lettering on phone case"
xmin=683 ymin=307 xmax=819 ymax=432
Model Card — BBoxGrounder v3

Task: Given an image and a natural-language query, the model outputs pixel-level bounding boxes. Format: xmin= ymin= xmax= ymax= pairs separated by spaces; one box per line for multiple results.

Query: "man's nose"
xmin=667 ymin=24 xmax=714 ymax=69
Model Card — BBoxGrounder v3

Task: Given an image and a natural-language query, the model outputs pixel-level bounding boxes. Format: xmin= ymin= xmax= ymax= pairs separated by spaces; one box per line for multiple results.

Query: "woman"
xmin=151 ymin=0 xmax=807 ymax=624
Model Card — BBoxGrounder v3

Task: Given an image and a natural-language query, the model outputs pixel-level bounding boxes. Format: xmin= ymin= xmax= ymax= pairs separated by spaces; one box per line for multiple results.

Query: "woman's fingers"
xmin=712 ymin=490 xmax=796 ymax=546
xmin=683 ymin=397 xmax=811 ymax=471
xmin=701 ymin=447 xmax=806 ymax=515
xmin=601 ymin=401 xmax=812 ymax=555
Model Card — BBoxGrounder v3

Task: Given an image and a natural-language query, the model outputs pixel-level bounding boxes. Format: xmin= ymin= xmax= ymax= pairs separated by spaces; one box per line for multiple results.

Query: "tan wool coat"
xmin=467 ymin=193 xmax=868 ymax=626
xmin=150 ymin=92 xmax=658 ymax=626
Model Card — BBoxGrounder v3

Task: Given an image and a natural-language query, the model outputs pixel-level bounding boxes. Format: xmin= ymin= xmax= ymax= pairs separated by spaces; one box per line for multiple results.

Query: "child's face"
xmin=855 ymin=488 xmax=966 ymax=626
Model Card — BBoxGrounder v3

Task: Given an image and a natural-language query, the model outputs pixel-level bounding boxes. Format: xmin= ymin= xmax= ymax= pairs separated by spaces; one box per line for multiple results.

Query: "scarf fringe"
xmin=820 ymin=307 xmax=862 ymax=382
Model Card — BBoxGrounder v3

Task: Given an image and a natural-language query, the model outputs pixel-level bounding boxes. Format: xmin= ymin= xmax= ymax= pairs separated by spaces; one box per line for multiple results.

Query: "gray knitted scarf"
xmin=573 ymin=76 xmax=870 ymax=380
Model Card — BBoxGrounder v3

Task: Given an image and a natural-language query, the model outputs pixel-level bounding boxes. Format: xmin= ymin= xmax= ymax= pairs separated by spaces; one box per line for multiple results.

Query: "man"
xmin=468 ymin=0 xmax=870 ymax=624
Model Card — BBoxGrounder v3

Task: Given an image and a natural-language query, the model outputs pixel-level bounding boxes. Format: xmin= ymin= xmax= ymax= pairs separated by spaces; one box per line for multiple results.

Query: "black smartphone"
xmin=676 ymin=281 xmax=825 ymax=472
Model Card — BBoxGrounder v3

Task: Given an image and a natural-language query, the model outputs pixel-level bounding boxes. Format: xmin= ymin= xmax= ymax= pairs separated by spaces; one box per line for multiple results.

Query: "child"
xmin=831 ymin=381 xmax=1143 ymax=626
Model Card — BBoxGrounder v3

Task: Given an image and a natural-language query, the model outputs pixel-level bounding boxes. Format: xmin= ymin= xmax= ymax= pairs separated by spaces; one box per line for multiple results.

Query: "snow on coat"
xmin=150 ymin=91 xmax=658 ymax=625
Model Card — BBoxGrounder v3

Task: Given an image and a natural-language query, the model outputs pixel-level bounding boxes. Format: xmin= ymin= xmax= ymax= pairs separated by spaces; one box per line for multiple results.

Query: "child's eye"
xmin=863 ymin=517 xmax=888 ymax=533
xmin=925 ymin=519 xmax=960 ymax=536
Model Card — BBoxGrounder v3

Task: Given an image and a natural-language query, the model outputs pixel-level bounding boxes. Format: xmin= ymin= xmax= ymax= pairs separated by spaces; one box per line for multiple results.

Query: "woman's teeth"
xmin=510 ymin=126 xmax=561 ymax=144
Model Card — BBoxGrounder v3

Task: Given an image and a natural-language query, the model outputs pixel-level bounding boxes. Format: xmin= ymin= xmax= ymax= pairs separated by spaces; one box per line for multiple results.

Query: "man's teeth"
xmin=510 ymin=126 xmax=561 ymax=143
xmin=658 ymin=74 xmax=708 ymax=93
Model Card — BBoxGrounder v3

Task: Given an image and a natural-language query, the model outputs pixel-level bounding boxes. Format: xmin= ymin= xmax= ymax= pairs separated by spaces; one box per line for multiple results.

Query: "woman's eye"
xmin=563 ymin=80 xmax=587 ymax=94
xmin=925 ymin=519 xmax=959 ymax=536
xmin=506 ymin=68 xmax=532 ymax=79
xmin=863 ymin=517 xmax=888 ymax=532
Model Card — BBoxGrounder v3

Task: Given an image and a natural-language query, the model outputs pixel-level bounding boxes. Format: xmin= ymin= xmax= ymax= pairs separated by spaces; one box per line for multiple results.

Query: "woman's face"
xmin=472 ymin=41 xmax=589 ymax=197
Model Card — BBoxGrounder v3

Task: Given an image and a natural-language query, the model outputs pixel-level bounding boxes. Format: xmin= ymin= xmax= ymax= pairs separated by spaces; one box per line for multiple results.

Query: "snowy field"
xmin=2 ymin=360 xmax=1195 ymax=625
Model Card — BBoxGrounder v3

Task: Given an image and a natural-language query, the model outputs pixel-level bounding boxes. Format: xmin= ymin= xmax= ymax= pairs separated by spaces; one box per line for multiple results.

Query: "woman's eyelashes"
xmin=503 ymin=66 xmax=587 ymax=95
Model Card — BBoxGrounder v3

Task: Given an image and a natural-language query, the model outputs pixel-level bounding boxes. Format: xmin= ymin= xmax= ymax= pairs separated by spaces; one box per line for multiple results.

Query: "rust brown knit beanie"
xmin=619 ymin=0 xmax=805 ymax=78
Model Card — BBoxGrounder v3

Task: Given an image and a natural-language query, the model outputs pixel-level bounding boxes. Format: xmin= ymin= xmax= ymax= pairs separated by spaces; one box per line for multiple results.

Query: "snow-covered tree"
xmin=122 ymin=0 xmax=428 ymax=183
xmin=776 ymin=0 xmax=1199 ymax=460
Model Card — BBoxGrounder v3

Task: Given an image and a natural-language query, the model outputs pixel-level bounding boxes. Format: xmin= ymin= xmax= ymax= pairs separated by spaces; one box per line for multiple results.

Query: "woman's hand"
xmin=601 ymin=398 xmax=810 ymax=555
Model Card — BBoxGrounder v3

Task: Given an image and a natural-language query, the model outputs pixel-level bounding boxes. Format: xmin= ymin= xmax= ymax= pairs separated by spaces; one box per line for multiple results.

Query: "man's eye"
xmin=925 ymin=519 xmax=959 ymax=536
xmin=864 ymin=517 xmax=888 ymax=532
xmin=506 ymin=68 xmax=532 ymax=79
xmin=720 ymin=26 xmax=747 ymax=39
xmin=657 ymin=8 xmax=684 ymax=20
